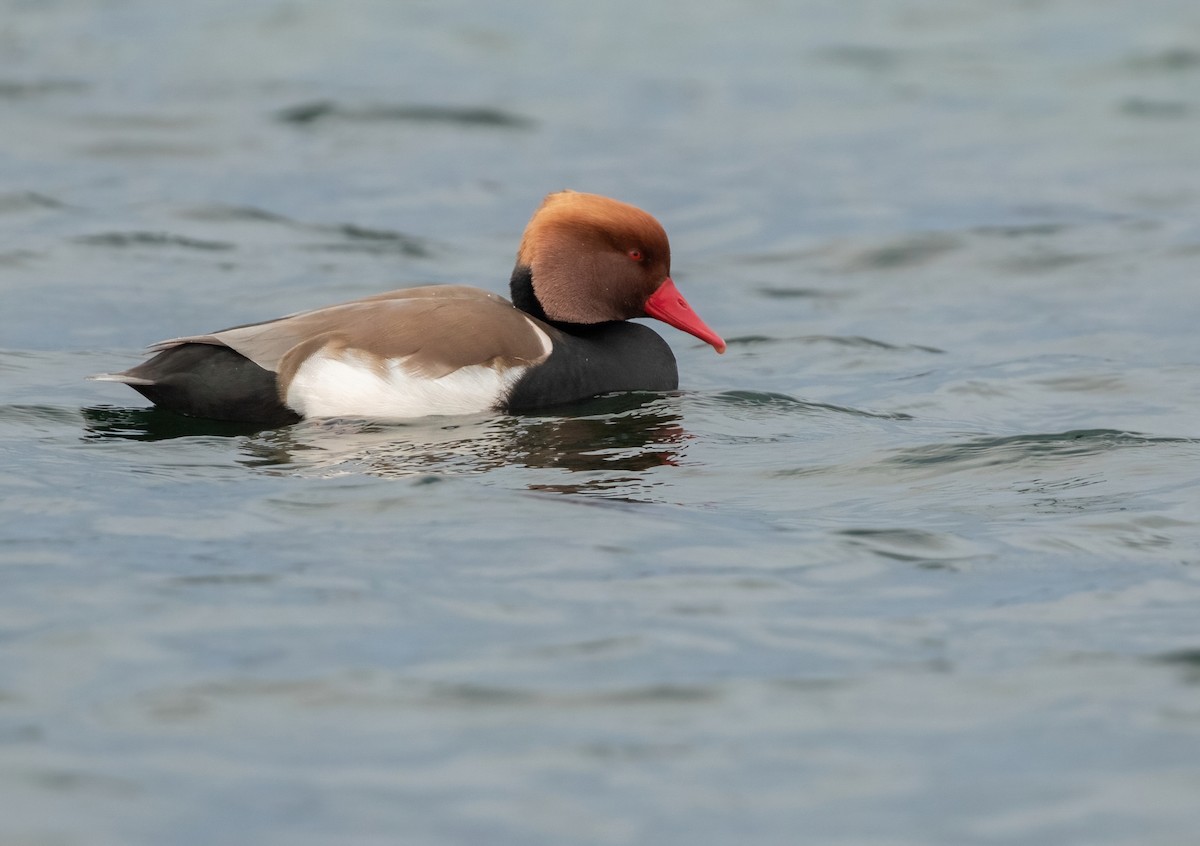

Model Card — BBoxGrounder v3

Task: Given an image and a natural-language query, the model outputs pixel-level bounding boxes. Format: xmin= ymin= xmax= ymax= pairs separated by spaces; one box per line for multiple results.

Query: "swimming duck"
xmin=93 ymin=191 xmax=725 ymax=425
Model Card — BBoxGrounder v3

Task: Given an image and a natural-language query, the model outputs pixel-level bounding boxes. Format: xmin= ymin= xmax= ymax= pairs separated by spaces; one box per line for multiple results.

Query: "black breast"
xmin=503 ymin=321 xmax=678 ymax=412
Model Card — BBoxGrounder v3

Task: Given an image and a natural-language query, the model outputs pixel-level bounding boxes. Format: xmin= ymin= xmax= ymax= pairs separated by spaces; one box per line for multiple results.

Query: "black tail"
xmin=96 ymin=344 xmax=301 ymax=426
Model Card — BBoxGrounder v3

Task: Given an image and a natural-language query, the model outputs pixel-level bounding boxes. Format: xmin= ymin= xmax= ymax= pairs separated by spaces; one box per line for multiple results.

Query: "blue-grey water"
xmin=3 ymin=1 xmax=1200 ymax=844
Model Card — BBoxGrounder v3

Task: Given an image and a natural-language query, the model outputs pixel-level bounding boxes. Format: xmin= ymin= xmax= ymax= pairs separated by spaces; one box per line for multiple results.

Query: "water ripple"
xmin=176 ymin=205 xmax=433 ymax=257
xmin=76 ymin=232 xmax=235 ymax=251
xmin=835 ymin=234 xmax=961 ymax=271
xmin=708 ymin=390 xmax=913 ymax=421
xmin=725 ymin=334 xmax=943 ymax=353
xmin=838 ymin=528 xmax=990 ymax=570
xmin=0 ymin=79 xmax=86 ymax=99
xmin=1119 ymin=98 xmax=1191 ymax=119
xmin=755 ymin=286 xmax=844 ymax=300
xmin=179 ymin=205 xmax=293 ymax=224
xmin=81 ymin=406 xmax=271 ymax=441
xmin=1127 ymin=47 xmax=1200 ymax=73
xmin=888 ymin=429 xmax=1195 ymax=471
xmin=308 ymin=223 xmax=430 ymax=257
xmin=0 ymin=404 xmax=81 ymax=427
xmin=0 ymin=192 xmax=67 ymax=214
xmin=277 ymin=101 xmax=536 ymax=129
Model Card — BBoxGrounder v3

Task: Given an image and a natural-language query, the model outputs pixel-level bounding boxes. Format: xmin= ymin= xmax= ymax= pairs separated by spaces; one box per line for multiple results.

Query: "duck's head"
xmin=510 ymin=191 xmax=725 ymax=353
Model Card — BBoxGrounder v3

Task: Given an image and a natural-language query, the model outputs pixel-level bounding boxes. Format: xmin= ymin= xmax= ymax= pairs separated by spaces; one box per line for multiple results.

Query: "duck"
xmin=92 ymin=190 xmax=725 ymax=425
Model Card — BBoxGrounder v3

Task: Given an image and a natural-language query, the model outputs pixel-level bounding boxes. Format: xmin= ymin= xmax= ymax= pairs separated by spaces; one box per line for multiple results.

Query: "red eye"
xmin=628 ymin=248 xmax=644 ymax=262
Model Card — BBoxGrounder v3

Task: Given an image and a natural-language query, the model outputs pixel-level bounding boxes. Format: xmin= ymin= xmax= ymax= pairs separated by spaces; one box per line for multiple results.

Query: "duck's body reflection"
xmin=83 ymin=393 xmax=686 ymax=496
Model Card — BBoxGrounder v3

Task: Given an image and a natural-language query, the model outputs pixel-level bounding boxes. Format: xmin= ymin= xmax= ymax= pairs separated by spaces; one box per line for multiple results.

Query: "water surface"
xmin=3 ymin=1 xmax=1200 ymax=844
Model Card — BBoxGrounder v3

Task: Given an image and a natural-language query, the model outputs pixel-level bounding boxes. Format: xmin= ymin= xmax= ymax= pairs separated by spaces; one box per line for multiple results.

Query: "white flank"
xmin=284 ymin=350 xmax=529 ymax=419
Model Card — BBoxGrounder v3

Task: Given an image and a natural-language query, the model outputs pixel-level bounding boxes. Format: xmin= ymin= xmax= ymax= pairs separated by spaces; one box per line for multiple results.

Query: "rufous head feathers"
xmin=512 ymin=191 xmax=725 ymax=352
xmin=516 ymin=191 xmax=670 ymax=323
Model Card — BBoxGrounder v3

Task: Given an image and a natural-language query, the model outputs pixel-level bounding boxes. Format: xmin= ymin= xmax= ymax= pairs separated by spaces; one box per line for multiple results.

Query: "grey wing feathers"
xmin=139 ymin=285 xmax=544 ymax=376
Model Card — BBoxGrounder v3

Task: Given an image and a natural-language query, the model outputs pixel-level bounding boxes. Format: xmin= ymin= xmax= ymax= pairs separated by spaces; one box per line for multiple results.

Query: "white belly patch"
xmin=284 ymin=350 xmax=529 ymax=419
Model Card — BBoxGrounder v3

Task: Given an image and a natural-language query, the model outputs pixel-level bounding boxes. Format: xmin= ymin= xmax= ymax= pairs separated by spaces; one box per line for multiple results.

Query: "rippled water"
xmin=3 ymin=1 xmax=1200 ymax=844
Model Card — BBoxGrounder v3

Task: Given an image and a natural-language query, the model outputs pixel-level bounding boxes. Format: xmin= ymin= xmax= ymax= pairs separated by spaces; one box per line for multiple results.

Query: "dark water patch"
xmin=258 ymin=483 xmax=436 ymax=517
xmin=1085 ymin=514 xmax=1197 ymax=545
xmin=738 ymin=248 xmax=817 ymax=265
xmin=814 ymin=44 xmax=905 ymax=72
xmin=1152 ymin=649 xmax=1200 ymax=666
xmin=75 ymin=112 xmax=201 ymax=130
xmin=812 ymin=335 xmax=943 ymax=354
xmin=0 ymin=404 xmax=81 ymax=430
xmin=996 ymin=249 xmax=1094 ymax=273
xmin=888 ymin=429 xmax=1194 ymax=471
xmin=836 ymin=234 xmax=960 ymax=271
xmin=140 ymin=678 xmax=719 ymax=715
xmin=972 ymin=222 xmax=1069 ymax=238
xmin=418 ymin=681 xmax=719 ymax=709
xmin=838 ymin=528 xmax=988 ymax=569
xmin=711 ymin=390 xmax=913 ymax=420
xmin=0 ymin=724 xmax=42 ymax=744
xmin=1011 ymin=203 xmax=1133 ymax=226
xmin=0 ymin=192 xmax=67 ymax=214
xmin=1151 ymin=649 xmax=1200 ymax=685
xmin=756 ymin=286 xmax=844 ymax=299
xmin=0 ymin=79 xmax=87 ymax=99
xmin=525 ymin=636 xmax=643 ymax=659
xmin=76 ymin=232 xmax=234 ymax=251
xmin=277 ymin=100 xmax=536 ymax=129
xmin=176 ymin=205 xmax=432 ymax=256
xmin=724 ymin=335 xmax=778 ymax=347
xmin=1127 ymin=48 xmax=1200 ymax=73
xmin=725 ymin=334 xmax=943 ymax=354
xmin=1119 ymin=98 xmax=1191 ymax=119
xmin=1167 ymin=241 xmax=1200 ymax=257
xmin=232 ymin=395 xmax=684 ymax=486
xmin=178 ymin=204 xmax=295 ymax=224
xmin=772 ymin=677 xmax=851 ymax=693
xmin=0 ymin=249 xmax=39 ymax=266
xmin=0 ymin=350 xmax=39 ymax=372
xmin=81 ymin=141 xmax=212 ymax=159
xmin=1036 ymin=373 xmax=1127 ymax=393
xmin=168 ymin=573 xmax=281 ymax=587
xmin=771 ymin=465 xmax=835 ymax=479
xmin=308 ymin=223 xmax=430 ymax=257
xmin=20 ymin=768 xmax=139 ymax=797
xmin=81 ymin=406 xmax=278 ymax=441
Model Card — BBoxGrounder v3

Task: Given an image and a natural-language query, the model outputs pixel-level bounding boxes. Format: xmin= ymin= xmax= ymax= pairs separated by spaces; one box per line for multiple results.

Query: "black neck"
xmin=509 ymin=264 xmax=547 ymax=322
xmin=509 ymin=263 xmax=600 ymax=333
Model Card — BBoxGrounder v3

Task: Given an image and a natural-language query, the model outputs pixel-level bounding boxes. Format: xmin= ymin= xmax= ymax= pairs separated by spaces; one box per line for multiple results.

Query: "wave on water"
xmin=0 ymin=403 xmax=84 ymax=429
xmin=177 ymin=205 xmax=434 ymax=257
xmin=837 ymin=527 xmax=990 ymax=570
xmin=0 ymin=192 xmax=68 ymax=214
xmin=0 ymin=79 xmax=87 ymax=99
xmin=724 ymin=334 xmax=943 ymax=354
xmin=81 ymin=406 xmax=274 ymax=441
xmin=179 ymin=205 xmax=294 ymax=224
xmin=888 ymin=429 xmax=1196 ymax=471
xmin=75 ymin=232 xmax=235 ymax=251
xmin=276 ymin=100 xmax=536 ymax=129
xmin=74 ymin=223 xmax=430 ymax=259
xmin=708 ymin=390 xmax=913 ymax=421
xmin=309 ymin=223 xmax=430 ymax=257
xmin=79 ymin=393 xmax=689 ymax=498
xmin=240 ymin=394 xmax=687 ymax=487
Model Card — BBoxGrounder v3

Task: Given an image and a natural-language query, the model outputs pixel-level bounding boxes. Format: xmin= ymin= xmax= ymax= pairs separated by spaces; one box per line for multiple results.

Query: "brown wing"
xmin=147 ymin=285 xmax=552 ymax=378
